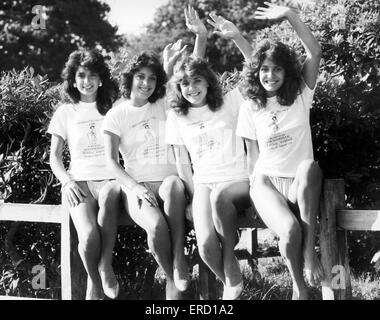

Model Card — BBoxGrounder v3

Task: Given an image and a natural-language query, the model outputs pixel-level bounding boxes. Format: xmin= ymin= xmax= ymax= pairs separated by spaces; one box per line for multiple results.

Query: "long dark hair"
xmin=169 ymin=55 xmax=223 ymax=116
xmin=241 ymin=40 xmax=302 ymax=108
xmin=61 ymin=49 xmax=119 ymax=115
xmin=120 ymin=51 xmax=167 ymax=103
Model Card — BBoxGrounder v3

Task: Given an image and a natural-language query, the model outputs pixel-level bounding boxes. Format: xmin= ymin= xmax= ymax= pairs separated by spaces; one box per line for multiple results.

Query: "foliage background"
xmin=0 ymin=0 xmax=380 ymax=298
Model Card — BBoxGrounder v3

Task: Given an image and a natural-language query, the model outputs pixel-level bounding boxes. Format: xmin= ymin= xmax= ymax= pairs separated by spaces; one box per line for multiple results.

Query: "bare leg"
xmin=122 ymin=186 xmax=179 ymax=300
xmin=69 ymin=181 xmax=103 ymax=300
xmin=97 ymin=180 xmax=121 ymax=297
xmin=210 ymin=180 xmax=250 ymax=288
xmin=288 ymin=160 xmax=324 ymax=287
xmin=251 ymin=175 xmax=308 ymax=300
xmin=158 ymin=175 xmax=189 ymax=291
xmin=192 ymin=184 xmax=225 ymax=283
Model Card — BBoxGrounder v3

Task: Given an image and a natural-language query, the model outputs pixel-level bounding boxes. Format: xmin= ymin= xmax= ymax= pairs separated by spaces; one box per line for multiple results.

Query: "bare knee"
xmin=160 ymin=175 xmax=185 ymax=201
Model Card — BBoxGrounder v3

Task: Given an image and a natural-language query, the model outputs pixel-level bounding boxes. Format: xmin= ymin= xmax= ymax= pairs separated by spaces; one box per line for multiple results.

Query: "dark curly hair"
xmin=241 ymin=40 xmax=302 ymax=109
xmin=120 ymin=51 xmax=167 ymax=103
xmin=168 ymin=55 xmax=223 ymax=116
xmin=60 ymin=49 xmax=119 ymax=115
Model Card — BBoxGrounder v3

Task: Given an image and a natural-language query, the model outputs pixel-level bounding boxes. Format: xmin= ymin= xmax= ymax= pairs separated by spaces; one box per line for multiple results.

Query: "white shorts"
xmin=86 ymin=179 xmax=114 ymax=201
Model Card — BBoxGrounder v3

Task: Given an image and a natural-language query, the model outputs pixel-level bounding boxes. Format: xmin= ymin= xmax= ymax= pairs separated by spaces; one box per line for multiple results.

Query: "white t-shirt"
xmin=166 ymin=88 xmax=248 ymax=184
xmin=102 ymin=98 xmax=177 ymax=183
xmin=47 ymin=102 xmax=113 ymax=181
xmin=236 ymin=83 xmax=316 ymax=177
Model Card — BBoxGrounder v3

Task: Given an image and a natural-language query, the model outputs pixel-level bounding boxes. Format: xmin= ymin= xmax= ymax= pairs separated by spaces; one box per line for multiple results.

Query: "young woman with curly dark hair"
xmin=48 ymin=49 xmax=121 ymax=300
xmin=102 ymin=8 xmax=203 ymax=299
xmin=165 ymin=10 xmax=253 ymax=300
xmin=236 ymin=3 xmax=324 ymax=300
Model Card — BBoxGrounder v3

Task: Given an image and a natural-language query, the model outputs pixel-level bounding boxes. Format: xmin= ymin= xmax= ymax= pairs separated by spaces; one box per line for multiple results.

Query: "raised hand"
xmin=206 ymin=13 xmax=240 ymax=40
xmin=163 ymin=39 xmax=187 ymax=75
xmin=184 ymin=5 xmax=207 ymax=36
xmin=254 ymin=2 xmax=291 ymax=22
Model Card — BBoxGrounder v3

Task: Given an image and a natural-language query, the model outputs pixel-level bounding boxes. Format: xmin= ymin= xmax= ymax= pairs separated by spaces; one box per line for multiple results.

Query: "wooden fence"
xmin=1 ymin=179 xmax=379 ymax=300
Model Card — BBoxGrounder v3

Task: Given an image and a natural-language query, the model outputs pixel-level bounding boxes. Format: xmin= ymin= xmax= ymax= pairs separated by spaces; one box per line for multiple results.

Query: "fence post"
xmin=320 ymin=179 xmax=350 ymax=299
xmin=60 ymin=200 xmax=71 ymax=300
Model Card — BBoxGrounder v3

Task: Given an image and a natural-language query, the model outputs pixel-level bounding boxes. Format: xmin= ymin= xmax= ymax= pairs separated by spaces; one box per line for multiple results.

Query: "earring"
xmin=99 ymin=82 xmax=102 ymax=87
xmin=73 ymin=83 xmax=77 ymax=88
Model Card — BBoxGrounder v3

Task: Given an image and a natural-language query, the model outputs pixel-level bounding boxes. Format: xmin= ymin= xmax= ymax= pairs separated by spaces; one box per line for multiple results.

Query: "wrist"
xmin=62 ymin=179 xmax=74 ymax=190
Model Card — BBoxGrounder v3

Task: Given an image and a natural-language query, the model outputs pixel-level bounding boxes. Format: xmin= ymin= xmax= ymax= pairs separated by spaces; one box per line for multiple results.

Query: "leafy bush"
xmin=1 ymin=0 xmax=379 ymax=297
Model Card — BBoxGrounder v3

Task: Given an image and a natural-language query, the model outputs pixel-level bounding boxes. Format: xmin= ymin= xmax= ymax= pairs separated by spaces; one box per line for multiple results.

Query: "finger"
xmin=212 ymin=31 xmax=224 ymax=37
xmin=255 ymin=7 xmax=267 ymax=13
xmin=208 ymin=12 xmax=218 ymax=23
xmin=263 ymin=1 xmax=273 ymax=7
xmin=77 ymin=185 xmax=87 ymax=198
xmin=72 ymin=188 xmax=85 ymax=203
xmin=206 ymin=19 xmax=217 ymax=28
xmin=184 ymin=7 xmax=189 ymax=23
xmin=178 ymin=44 xmax=188 ymax=54
xmin=65 ymin=192 xmax=74 ymax=208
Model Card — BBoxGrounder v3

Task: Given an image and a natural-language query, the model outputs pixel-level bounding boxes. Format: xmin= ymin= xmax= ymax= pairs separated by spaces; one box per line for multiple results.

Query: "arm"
xmin=244 ymin=138 xmax=259 ymax=177
xmin=49 ymin=134 xmax=86 ymax=207
xmin=172 ymin=145 xmax=194 ymax=200
xmin=254 ymin=2 xmax=321 ymax=89
xmin=103 ymin=130 xmax=159 ymax=207
xmin=184 ymin=5 xmax=207 ymax=59
xmin=207 ymin=13 xmax=253 ymax=61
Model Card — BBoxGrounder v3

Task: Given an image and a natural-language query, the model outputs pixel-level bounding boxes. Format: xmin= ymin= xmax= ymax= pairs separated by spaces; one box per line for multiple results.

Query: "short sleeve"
xmin=300 ymin=78 xmax=316 ymax=109
xmin=47 ymin=106 xmax=67 ymax=140
xmin=223 ymin=87 xmax=246 ymax=118
xmin=236 ymin=100 xmax=257 ymax=140
xmin=102 ymin=106 xmax=123 ymax=137
xmin=165 ymin=110 xmax=184 ymax=145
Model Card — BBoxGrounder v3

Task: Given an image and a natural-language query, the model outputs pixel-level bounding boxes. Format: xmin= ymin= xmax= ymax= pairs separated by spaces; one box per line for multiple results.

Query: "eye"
xmin=274 ymin=66 xmax=283 ymax=72
xmin=149 ymin=76 xmax=157 ymax=82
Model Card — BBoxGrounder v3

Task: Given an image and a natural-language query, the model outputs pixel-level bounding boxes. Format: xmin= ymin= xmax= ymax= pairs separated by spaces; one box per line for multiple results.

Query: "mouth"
xmin=139 ymin=87 xmax=152 ymax=94
xmin=187 ymin=92 xmax=201 ymax=98
xmin=264 ymin=80 xmax=279 ymax=86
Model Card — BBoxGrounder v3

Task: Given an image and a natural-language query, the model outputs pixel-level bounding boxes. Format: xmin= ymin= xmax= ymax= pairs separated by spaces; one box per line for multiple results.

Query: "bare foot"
xmin=166 ymin=280 xmax=183 ymax=300
xmin=98 ymin=264 xmax=119 ymax=299
xmin=86 ymin=277 xmax=104 ymax=300
xmin=292 ymin=285 xmax=309 ymax=300
xmin=173 ymin=257 xmax=190 ymax=292
xmin=304 ymin=250 xmax=325 ymax=287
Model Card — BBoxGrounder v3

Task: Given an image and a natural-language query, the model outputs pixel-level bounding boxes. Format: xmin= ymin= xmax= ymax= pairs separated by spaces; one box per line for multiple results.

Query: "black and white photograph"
xmin=0 ymin=0 xmax=379 ymax=308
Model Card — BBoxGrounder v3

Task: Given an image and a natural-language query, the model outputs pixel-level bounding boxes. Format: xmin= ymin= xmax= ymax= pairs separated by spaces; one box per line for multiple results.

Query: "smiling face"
xmin=74 ymin=66 xmax=101 ymax=102
xmin=130 ymin=67 xmax=157 ymax=105
xmin=259 ymin=58 xmax=285 ymax=97
xmin=179 ymin=73 xmax=209 ymax=108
